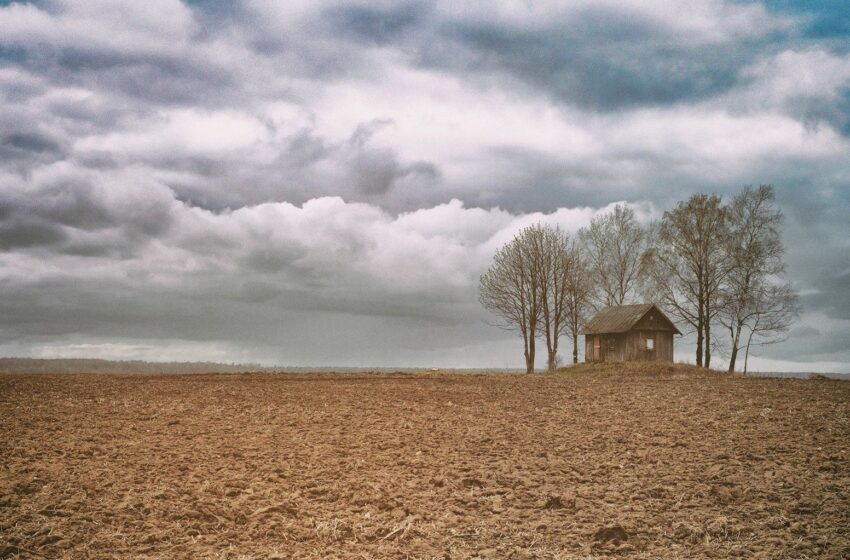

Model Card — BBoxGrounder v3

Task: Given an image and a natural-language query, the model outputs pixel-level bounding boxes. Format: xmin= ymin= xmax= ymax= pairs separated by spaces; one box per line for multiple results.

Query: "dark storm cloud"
xmin=2 ymin=132 xmax=61 ymax=154
xmin=59 ymin=55 xmax=235 ymax=107
xmin=772 ymin=185 xmax=850 ymax=323
xmin=801 ymin=266 xmax=850 ymax=320
xmin=316 ymin=2 xmax=787 ymax=112
xmin=35 ymin=186 xmax=115 ymax=231
xmin=471 ymin=146 xmax=646 ymax=211
xmin=0 ymin=218 xmax=66 ymax=250
xmin=323 ymin=2 xmax=430 ymax=45
xmin=431 ymin=20 xmax=743 ymax=111
xmin=138 ymin=121 xmax=444 ymax=212
xmin=781 ymin=92 xmax=850 ymax=138
xmin=351 ymin=151 xmax=440 ymax=196
xmin=0 ymin=275 xmax=479 ymax=350
xmin=345 ymin=119 xmax=440 ymax=195
xmin=8 ymin=42 xmax=240 ymax=109
xmin=0 ymin=131 xmax=65 ymax=173
xmin=0 ymin=164 xmax=180 ymax=263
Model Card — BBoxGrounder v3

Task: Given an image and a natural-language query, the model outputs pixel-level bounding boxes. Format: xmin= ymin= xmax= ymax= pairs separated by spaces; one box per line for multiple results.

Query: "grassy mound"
xmin=556 ymin=360 xmax=728 ymax=377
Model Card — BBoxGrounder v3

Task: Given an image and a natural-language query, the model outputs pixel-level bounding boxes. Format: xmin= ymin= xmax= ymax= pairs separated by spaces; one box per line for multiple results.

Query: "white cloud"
xmin=739 ymin=49 xmax=850 ymax=107
xmin=607 ymin=108 xmax=848 ymax=162
xmin=314 ymin=64 xmax=601 ymax=171
xmin=0 ymin=0 xmax=195 ymax=55
xmin=0 ymin=159 xmax=648 ymax=305
xmin=77 ymin=109 xmax=270 ymax=156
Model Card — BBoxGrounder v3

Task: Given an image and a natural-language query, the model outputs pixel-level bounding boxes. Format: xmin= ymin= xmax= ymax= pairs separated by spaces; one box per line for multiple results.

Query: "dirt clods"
xmin=593 ymin=525 xmax=630 ymax=544
xmin=0 ymin=368 xmax=848 ymax=558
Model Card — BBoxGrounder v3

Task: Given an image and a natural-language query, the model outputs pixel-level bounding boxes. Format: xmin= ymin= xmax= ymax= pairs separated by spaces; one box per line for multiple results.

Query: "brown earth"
xmin=1 ymin=364 xmax=848 ymax=559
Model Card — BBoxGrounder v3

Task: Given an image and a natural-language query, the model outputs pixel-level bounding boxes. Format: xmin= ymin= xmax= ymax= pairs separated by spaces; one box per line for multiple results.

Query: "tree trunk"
xmin=543 ymin=315 xmax=554 ymax=373
xmin=521 ymin=328 xmax=531 ymax=374
xmin=526 ymin=335 xmax=536 ymax=374
xmin=572 ymin=331 xmax=579 ymax=364
xmin=695 ymin=313 xmax=704 ymax=367
xmin=704 ymin=317 xmax=711 ymax=369
xmin=727 ymin=343 xmax=738 ymax=373
xmin=743 ymin=328 xmax=756 ymax=376
xmin=728 ymin=322 xmax=742 ymax=373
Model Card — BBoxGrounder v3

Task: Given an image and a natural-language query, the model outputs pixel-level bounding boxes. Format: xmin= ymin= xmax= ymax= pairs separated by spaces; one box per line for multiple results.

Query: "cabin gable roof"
xmin=582 ymin=303 xmax=682 ymax=335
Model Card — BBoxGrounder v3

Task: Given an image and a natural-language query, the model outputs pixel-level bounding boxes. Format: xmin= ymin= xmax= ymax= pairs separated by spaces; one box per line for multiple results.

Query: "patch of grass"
xmin=555 ymin=361 xmax=727 ymax=377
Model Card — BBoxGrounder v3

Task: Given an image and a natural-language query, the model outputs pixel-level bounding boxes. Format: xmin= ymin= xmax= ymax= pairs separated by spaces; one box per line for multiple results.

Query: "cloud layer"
xmin=1 ymin=0 xmax=848 ymax=370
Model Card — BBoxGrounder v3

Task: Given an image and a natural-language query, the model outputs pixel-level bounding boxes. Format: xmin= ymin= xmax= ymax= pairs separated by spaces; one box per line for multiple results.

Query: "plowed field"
xmin=1 ymin=365 xmax=848 ymax=559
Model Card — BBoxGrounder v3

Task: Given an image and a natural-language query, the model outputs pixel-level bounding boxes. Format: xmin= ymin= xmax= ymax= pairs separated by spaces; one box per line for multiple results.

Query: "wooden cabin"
xmin=583 ymin=303 xmax=681 ymax=363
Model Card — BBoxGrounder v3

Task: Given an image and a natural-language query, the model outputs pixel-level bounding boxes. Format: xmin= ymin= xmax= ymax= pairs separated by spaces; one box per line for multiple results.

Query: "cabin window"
xmin=646 ymin=336 xmax=655 ymax=351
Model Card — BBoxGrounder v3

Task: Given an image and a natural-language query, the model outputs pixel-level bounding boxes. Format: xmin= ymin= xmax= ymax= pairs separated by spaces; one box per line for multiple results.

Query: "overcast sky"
xmin=1 ymin=0 xmax=848 ymax=372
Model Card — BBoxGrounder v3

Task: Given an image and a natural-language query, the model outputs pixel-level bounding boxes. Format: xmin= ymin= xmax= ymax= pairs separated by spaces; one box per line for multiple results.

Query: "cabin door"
xmin=593 ymin=336 xmax=601 ymax=362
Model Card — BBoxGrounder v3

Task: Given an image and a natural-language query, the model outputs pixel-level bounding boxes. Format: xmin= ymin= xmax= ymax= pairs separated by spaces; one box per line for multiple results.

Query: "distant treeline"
xmin=0 ymin=358 xmax=275 ymax=375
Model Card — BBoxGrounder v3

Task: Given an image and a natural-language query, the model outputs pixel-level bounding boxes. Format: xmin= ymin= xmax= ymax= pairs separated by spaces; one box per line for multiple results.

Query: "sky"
xmin=0 ymin=0 xmax=848 ymax=372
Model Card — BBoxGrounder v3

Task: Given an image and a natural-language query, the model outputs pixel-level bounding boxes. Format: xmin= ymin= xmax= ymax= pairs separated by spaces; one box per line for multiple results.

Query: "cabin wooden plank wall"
xmin=626 ymin=330 xmax=674 ymax=362
xmin=632 ymin=312 xmax=671 ymax=332
xmin=582 ymin=304 xmax=679 ymax=364
xmin=584 ymin=330 xmax=673 ymax=363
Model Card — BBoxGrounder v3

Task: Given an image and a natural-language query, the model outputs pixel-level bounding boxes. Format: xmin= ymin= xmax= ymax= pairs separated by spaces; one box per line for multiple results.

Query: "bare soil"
xmin=1 ymin=364 xmax=848 ymax=559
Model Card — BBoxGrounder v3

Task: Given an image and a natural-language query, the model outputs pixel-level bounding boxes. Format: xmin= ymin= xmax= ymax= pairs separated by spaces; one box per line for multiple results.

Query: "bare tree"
xmin=719 ymin=185 xmax=793 ymax=372
xmin=533 ymin=226 xmax=570 ymax=372
xmin=479 ymin=226 xmax=545 ymax=373
xmin=646 ymin=194 xmax=730 ymax=367
xmin=480 ymin=224 xmax=593 ymax=372
xmin=579 ymin=205 xmax=652 ymax=308
xmin=537 ymin=228 xmax=593 ymax=370
xmin=740 ymin=283 xmax=799 ymax=374
xmin=562 ymin=238 xmax=594 ymax=364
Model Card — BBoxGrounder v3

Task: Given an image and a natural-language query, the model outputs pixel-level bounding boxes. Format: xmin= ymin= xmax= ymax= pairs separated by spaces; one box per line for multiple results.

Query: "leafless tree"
xmin=646 ymin=194 xmax=730 ymax=367
xmin=740 ymin=283 xmax=799 ymax=374
xmin=533 ymin=226 xmax=569 ymax=372
xmin=579 ymin=205 xmax=652 ymax=308
xmin=480 ymin=224 xmax=593 ymax=372
xmin=537 ymin=228 xmax=594 ymax=370
xmin=719 ymin=185 xmax=796 ymax=372
xmin=479 ymin=225 xmax=545 ymax=373
xmin=562 ymin=239 xmax=594 ymax=364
